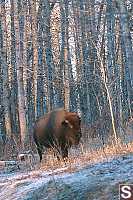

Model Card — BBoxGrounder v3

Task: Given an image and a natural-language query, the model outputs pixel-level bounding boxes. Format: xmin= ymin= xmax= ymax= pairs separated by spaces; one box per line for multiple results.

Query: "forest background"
xmin=0 ymin=0 xmax=133 ymax=156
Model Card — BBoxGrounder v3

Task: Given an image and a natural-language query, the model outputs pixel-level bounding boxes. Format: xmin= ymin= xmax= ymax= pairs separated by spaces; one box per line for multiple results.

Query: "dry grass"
xmin=0 ymin=133 xmax=133 ymax=175
xmin=39 ymin=138 xmax=133 ymax=174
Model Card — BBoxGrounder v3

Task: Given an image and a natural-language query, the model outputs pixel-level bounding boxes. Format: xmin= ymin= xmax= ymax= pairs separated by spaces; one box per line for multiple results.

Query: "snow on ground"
xmin=0 ymin=153 xmax=132 ymax=200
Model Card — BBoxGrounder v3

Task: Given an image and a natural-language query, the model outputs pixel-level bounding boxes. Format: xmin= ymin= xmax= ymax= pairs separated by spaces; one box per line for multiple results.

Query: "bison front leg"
xmin=37 ymin=146 xmax=43 ymax=162
xmin=61 ymin=146 xmax=68 ymax=160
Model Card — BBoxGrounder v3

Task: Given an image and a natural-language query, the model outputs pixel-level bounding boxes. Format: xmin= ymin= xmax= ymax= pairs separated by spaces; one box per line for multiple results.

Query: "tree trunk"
xmin=14 ymin=0 xmax=27 ymax=147
xmin=1 ymin=1 xmax=12 ymax=137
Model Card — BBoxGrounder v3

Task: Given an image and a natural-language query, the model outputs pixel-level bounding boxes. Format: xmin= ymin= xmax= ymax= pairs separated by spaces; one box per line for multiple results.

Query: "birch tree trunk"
xmin=31 ymin=0 xmax=38 ymax=118
xmin=0 ymin=16 xmax=6 ymax=142
xmin=116 ymin=0 xmax=133 ymax=115
xmin=0 ymin=1 xmax=12 ymax=137
xmin=14 ymin=0 xmax=27 ymax=147
xmin=10 ymin=0 xmax=19 ymax=135
xmin=43 ymin=0 xmax=55 ymax=110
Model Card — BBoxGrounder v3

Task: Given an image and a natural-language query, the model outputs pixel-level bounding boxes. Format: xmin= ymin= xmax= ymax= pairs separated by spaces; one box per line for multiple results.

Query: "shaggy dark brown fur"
xmin=33 ymin=109 xmax=82 ymax=162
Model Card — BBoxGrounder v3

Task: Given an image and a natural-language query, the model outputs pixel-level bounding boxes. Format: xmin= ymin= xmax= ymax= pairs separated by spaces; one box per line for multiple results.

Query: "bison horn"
xmin=62 ymin=120 xmax=73 ymax=129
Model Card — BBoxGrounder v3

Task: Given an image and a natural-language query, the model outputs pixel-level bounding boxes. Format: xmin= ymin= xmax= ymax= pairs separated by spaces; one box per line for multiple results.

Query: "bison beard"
xmin=33 ymin=109 xmax=82 ymax=162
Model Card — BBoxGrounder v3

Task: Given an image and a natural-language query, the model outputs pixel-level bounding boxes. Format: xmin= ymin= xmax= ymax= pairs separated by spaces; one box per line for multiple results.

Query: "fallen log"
xmin=0 ymin=160 xmax=20 ymax=171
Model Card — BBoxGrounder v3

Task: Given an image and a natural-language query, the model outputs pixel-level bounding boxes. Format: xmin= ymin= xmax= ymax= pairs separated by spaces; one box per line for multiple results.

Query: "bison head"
xmin=62 ymin=113 xmax=82 ymax=146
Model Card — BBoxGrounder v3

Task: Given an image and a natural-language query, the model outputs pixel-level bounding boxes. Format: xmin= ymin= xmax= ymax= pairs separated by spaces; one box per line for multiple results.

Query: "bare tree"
xmin=14 ymin=0 xmax=27 ymax=146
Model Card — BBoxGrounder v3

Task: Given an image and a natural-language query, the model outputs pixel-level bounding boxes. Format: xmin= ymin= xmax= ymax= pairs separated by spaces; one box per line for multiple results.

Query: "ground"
xmin=0 ymin=151 xmax=132 ymax=200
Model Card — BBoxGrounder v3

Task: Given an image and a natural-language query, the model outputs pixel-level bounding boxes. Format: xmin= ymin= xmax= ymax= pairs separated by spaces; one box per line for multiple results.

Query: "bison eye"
xmin=62 ymin=120 xmax=73 ymax=129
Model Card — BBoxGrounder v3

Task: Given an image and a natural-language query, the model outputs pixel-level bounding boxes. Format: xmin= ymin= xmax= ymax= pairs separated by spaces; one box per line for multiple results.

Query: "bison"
xmin=33 ymin=109 xmax=82 ymax=162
